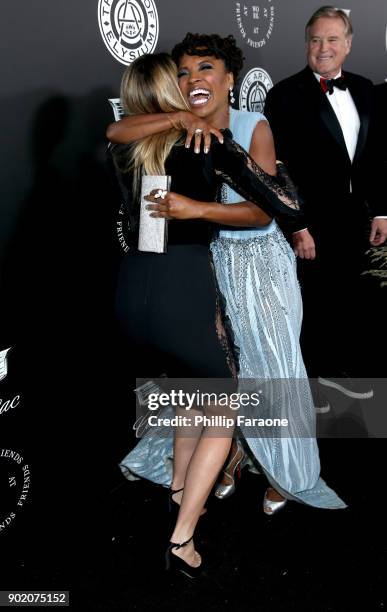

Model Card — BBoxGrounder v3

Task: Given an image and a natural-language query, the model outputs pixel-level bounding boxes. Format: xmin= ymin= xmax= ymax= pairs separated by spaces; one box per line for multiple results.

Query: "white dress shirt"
xmin=314 ymin=70 xmax=360 ymax=163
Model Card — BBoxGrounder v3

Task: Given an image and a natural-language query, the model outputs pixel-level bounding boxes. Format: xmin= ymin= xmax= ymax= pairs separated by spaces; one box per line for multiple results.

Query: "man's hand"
xmin=369 ymin=218 xmax=387 ymax=247
xmin=292 ymin=229 xmax=316 ymax=259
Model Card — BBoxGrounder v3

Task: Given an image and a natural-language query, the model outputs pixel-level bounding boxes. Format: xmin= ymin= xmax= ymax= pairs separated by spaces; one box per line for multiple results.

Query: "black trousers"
xmin=298 ymin=238 xmax=385 ymax=379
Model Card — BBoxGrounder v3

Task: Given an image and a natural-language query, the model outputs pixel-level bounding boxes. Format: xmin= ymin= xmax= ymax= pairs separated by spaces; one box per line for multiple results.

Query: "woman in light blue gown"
xmin=109 ymin=33 xmax=346 ymax=512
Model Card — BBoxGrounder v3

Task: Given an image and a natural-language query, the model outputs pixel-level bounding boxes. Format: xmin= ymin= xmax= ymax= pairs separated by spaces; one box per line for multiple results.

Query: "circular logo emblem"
xmin=235 ymin=1 xmax=275 ymax=49
xmin=239 ymin=67 xmax=273 ymax=113
xmin=0 ymin=450 xmax=30 ymax=533
xmin=98 ymin=0 xmax=159 ymax=65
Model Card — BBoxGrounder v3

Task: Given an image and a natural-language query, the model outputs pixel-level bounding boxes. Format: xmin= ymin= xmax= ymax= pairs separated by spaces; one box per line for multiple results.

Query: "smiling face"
xmin=306 ymin=16 xmax=352 ymax=78
xmin=177 ymin=54 xmax=234 ymax=127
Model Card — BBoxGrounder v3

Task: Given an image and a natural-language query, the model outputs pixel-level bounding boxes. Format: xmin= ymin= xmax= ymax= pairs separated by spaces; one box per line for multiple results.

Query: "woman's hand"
xmin=145 ymin=189 xmax=203 ymax=220
xmin=175 ymin=111 xmax=224 ymax=153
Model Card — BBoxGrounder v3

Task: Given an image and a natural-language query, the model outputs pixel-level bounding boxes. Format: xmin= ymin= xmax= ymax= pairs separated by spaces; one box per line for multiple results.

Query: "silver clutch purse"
xmin=138 ymin=175 xmax=171 ymax=253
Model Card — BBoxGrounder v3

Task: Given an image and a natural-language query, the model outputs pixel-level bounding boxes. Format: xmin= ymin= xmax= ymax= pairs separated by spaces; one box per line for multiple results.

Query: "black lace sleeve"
xmin=205 ymin=131 xmax=304 ymax=222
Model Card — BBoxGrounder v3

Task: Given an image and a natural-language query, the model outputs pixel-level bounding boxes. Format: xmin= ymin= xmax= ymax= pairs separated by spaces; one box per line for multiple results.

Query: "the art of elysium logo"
xmin=235 ymin=1 xmax=275 ymax=49
xmin=239 ymin=68 xmax=273 ymax=113
xmin=98 ymin=0 xmax=159 ymax=65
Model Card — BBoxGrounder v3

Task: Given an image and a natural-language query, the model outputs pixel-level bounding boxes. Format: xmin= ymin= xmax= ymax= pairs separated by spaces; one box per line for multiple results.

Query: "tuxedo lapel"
xmin=298 ymin=67 xmax=350 ymax=163
xmin=344 ymin=72 xmax=371 ymax=163
xmin=319 ymin=99 xmax=351 ymax=162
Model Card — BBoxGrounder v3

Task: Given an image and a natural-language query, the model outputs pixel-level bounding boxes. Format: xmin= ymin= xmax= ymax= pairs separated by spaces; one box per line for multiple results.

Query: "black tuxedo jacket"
xmin=264 ymin=66 xmax=385 ymax=239
xmin=375 ymin=83 xmax=387 ymax=167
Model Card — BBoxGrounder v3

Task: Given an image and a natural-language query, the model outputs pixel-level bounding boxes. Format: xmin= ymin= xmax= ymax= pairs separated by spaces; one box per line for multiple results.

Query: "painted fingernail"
xmin=204 ymin=147 xmax=209 ymax=154
xmin=195 ymin=148 xmax=199 ymax=154
xmin=185 ymin=143 xmax=190 ymax=148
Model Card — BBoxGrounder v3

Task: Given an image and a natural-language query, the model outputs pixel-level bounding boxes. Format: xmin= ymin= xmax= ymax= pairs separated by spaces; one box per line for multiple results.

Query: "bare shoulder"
xmin=249 ymin=119 xmax=276 ymax=174
xmin=250 ymin=120 xmax=275 ymax=153
xmin=252 ymin=119 xmax=274 ymax=141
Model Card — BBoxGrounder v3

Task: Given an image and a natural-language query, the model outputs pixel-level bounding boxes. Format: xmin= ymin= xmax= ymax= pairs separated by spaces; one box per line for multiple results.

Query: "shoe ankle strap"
xmin=169 ymin=535 xmax=193 ymax=550
xmin=170 ymin=487 xmax=184 ymax=495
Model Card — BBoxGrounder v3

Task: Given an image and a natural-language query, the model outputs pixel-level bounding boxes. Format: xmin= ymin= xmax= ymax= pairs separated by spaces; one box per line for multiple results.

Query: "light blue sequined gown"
xmin=119 ymin=108 xmax=346 ymax=509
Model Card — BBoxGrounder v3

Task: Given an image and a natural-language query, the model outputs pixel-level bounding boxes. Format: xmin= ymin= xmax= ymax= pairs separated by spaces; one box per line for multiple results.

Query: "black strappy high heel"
xmin=165 ymin=535 xmax=202 ymax=579
xmin=168 ymin=487 xmax=184 ymax=514
xmin=167 ymin=488 xmax=184 ymax=531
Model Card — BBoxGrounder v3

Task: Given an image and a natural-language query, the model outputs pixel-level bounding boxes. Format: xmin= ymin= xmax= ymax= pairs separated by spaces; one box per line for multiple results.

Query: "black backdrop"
xmin=1 ymin=0 xmax=386 ymax=590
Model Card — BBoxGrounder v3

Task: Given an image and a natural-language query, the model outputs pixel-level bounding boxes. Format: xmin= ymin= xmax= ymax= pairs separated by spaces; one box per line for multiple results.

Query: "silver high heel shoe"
xmin=263 ymin=488 xmax=287 ymax=515
xmin=214 ymin=438 xmax=246 ymax=499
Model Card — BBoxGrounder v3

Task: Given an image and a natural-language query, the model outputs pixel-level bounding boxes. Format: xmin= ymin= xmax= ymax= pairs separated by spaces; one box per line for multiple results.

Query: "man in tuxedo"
xmin=264 ymin=6 xmax=387 ymax=400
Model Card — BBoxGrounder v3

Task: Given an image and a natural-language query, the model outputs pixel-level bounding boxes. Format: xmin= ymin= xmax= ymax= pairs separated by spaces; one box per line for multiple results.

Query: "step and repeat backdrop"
xmin=1 ymin=0 xmax=387 ymax=276
xmin=0 ymin=0 xmax=386 ymax=550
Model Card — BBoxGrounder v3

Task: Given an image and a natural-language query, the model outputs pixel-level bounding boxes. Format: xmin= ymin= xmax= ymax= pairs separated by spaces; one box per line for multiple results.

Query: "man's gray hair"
xmin=305 ymin=6 xmax=353 ymax=40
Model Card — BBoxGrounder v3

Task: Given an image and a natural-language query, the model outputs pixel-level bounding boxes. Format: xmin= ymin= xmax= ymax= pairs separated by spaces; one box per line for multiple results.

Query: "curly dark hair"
xmin=171 ymin=33 xmax=245 ymax=82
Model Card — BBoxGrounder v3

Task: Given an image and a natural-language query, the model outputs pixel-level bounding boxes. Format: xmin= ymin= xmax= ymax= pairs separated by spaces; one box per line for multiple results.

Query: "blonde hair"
xmin=119 ymin=53 xmax=189 ymax=192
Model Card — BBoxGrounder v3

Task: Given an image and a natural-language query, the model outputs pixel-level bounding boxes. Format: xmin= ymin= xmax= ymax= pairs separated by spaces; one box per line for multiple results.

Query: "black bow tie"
xmin=320 ymin=75 xmax=347 ymax=95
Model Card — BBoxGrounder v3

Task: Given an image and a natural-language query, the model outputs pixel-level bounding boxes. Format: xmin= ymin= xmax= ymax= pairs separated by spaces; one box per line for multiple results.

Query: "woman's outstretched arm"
xmin=106 ymin=111 xmax=224 ymax=148
xmin=106 ymin=113 xmax=176 ymax=143
xmin=145 ymin=191 xmax=272 ymax=227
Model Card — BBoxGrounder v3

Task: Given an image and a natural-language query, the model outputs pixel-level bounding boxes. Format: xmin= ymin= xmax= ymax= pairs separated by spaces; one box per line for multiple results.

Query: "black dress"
xmin=110 ymin=134 xmax=302 ymax=380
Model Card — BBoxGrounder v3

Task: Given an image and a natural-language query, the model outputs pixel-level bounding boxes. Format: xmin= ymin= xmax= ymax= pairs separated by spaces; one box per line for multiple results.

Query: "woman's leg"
xmin=170 ymin=433 xmax=233 ymax=566
xmin=171 ymin=407 xmax=203 ymax=502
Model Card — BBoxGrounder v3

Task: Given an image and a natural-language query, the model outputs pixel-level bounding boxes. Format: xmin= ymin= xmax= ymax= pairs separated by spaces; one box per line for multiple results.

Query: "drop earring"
xmin=229 ymin=85 xmax=235 ymax=105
